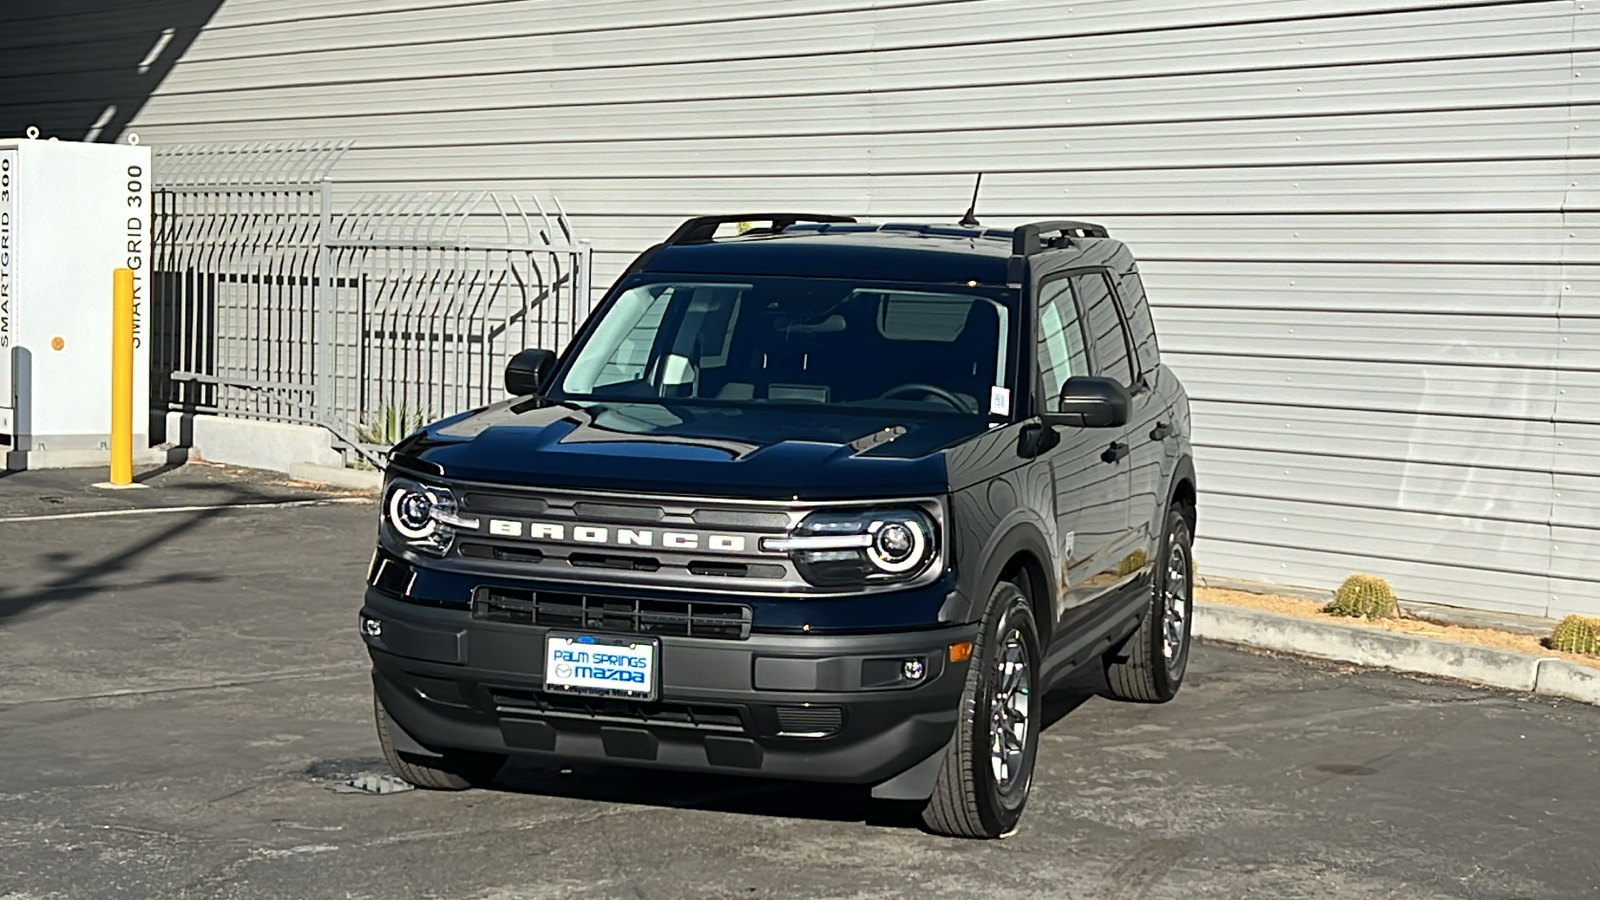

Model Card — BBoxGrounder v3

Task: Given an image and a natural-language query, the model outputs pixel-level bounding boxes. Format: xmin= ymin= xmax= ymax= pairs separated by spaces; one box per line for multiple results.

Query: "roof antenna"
xmin=958 ymin=173 xmax=984 ymax=227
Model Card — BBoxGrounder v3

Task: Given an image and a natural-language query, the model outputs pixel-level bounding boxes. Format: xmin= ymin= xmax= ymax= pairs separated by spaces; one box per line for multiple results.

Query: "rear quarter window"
xmin=1118 ymin=269 xmax=1161 ymax=374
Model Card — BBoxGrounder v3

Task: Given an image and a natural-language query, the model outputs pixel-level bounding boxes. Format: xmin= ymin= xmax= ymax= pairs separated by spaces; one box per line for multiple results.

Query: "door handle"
xmin=1101 ymin=441 xmax=1130 ymax=464
xmin=1150 ymin=421 xmax=1173 ymax=441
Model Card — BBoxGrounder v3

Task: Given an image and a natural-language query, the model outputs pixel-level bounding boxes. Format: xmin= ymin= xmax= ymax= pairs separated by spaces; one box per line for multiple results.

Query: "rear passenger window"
xmin=1072 ymin=272 xmax=1135 ymax=388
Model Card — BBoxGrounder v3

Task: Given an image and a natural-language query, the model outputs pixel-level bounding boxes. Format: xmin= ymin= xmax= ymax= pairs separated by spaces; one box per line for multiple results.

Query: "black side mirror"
xmin=505 ymin=349 xmax=557 ymax=397
xmin=1042 ymin=376 xmax=1130 ymax=429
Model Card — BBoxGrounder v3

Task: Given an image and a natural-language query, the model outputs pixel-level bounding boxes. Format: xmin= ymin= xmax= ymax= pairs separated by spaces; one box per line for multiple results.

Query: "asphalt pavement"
xmin=1 ymin=465 xmax=1597 ymax=900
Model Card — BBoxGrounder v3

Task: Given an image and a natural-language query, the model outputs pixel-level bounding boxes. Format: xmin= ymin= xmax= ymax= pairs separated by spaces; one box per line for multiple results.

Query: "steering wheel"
xmin=879 ymin=382 xmax=969 ymax=412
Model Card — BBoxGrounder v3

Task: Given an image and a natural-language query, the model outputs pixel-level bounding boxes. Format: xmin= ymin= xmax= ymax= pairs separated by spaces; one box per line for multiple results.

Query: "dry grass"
xmin=1197 ymin=586 xmax=1600 ymax=672
xmin=186 ymin=458 xmax=379 ymax=498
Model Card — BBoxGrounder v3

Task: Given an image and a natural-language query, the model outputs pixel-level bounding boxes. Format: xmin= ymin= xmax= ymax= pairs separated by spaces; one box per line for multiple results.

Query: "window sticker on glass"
xmin=989 ymin=386 xmax=1011 ymax=417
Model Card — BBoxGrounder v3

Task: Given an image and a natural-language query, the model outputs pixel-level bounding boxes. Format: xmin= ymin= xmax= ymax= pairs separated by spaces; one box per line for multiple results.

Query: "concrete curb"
xmin=1534 ymin=660 xmax=1600 ymax=705
xmin=287 ymin=463 xmax=383 ymax=491
xmin=7 ymin=446 xmax=179 ymax=471
xmin=165 ymin=413 xmax=343 ymax=475
xmin=1194 ymin=602 xmax=1600 ymax=706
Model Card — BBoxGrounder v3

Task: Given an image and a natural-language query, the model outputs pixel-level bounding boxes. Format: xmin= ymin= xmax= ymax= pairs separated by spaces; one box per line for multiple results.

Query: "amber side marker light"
xmin=948 ymin=641 xmax=974 ymax=663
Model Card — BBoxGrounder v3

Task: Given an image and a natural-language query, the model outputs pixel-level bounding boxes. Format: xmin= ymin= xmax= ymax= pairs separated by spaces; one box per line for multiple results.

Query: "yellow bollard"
xmin=109 ymin=268 xmax=135 ymax=485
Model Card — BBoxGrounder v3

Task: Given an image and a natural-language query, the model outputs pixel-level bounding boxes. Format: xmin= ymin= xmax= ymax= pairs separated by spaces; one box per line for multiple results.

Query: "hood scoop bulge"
xmin=849 ymin=425 xmax=909 ymax=454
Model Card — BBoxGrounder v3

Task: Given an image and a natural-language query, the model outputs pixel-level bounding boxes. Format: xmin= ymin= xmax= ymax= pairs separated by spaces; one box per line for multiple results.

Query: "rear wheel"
xmin=374 ymin=691 xmax=507 ymax=790
xmin=1104 ymin=505 xmax=1194 ymax=703
xmin=921 ymin=580 xmax=1042 ymax=839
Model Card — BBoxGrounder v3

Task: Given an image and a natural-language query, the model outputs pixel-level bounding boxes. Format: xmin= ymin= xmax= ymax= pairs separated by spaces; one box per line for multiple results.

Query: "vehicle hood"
xmin=390 ymin=399 xmax=975 ymax=500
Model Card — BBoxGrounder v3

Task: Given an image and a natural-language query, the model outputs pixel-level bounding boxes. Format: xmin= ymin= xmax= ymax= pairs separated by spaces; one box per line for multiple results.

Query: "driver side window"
xmin=1036 ymin=278 xmax=1090 ymax=407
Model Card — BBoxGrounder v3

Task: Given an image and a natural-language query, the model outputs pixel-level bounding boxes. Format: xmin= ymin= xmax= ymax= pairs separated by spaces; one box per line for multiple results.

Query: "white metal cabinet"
xmin=0 ymin=136 xmax=152 ymax=463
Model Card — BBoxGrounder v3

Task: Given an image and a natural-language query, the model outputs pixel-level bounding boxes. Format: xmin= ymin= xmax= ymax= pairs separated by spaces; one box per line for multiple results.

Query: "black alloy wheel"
xmin=1104 ymin=504 xmax=1195 ymax=703
xmin=921 ymin=579 xmax=1042 ymax=839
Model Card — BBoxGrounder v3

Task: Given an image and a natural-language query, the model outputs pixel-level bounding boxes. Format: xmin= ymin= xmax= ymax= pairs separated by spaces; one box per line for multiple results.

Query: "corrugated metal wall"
xmin=5 ymin=0 xmax=1595 ymax=619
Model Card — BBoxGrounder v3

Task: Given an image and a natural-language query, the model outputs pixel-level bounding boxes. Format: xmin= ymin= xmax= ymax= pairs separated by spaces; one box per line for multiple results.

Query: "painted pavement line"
xmin=0 ymin=662 xmax=369 ymax=708
xmin=0 ymin=497 xmax=372 ymax=524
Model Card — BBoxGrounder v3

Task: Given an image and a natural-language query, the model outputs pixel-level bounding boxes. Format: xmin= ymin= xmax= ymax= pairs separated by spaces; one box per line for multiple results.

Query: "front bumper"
xmin=360 ymin=588 xmax=975 ymax=786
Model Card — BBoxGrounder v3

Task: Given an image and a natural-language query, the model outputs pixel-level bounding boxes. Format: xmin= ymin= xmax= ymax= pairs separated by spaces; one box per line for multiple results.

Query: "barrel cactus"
xmin=1548 ymin=615 xmax=1600 ymax=656
xmin=1326 ymin=574 xmax=1398 ymax=619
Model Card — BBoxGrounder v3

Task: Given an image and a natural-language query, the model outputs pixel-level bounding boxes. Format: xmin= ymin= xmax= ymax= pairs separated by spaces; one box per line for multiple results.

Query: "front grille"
xmin=686 ymin=560 xmax=788 ymax=579
xmin=472 ymin=588 xmax=752 ymax=640
xmin=488 ymin=685 xmax=747 ymax=733
xmin=460 ymin=540 xmax=790 ymax=582
xmin=689 ymin=509 xmax=790 ymax=530
xmin=459 ymin=542 xmax=545 ymax=564
xmin=572 ymin=501 xmax=665 ymax=524
xmin=462 ymin=493 xmax=549 ymax=515
xmin=568 ymin=552 xmax=661 ymax=572
xmin=439 ymin=485 xmax=942 ymax=595
xmin=775 ymin=705 xmax=845 ymax=738
xmin=457 ymin=490 xmax=788 ymax=532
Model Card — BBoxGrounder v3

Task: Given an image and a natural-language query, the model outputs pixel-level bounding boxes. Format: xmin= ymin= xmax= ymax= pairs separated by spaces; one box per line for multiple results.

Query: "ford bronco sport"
xmin=361 ymin=214 xmax=1197 ymax=839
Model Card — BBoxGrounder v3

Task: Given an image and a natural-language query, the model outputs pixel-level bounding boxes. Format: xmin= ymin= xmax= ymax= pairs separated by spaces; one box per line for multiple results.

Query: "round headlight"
xmin=382 ymin=479 xmax=477 ymax=558
xmin=772 ymin=507 xmax=937 ymax=586
xmin=387 ymin=483 xmax=436 ymax=540
xmin=868 ymin=518 xmax=926 ymax=573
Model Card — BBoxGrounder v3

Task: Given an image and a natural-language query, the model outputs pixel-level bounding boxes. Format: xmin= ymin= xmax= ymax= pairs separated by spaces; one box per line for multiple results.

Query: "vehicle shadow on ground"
xmin=0 ymin=513 xmax=226 ymax=624
xmin=0 ymin=476 xmax=297 ymax=625
xmin=489 ymin=672 xmax=1108 ymax=832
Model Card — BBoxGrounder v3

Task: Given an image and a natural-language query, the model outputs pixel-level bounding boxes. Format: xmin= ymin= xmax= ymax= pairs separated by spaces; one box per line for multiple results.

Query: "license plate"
xmin=543 ymin=633 xmax=658 ymax=701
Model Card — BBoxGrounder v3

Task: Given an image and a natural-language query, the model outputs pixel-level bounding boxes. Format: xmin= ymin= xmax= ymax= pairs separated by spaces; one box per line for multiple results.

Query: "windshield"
xmin=556 ymin=276 xmax=1017 ymax=417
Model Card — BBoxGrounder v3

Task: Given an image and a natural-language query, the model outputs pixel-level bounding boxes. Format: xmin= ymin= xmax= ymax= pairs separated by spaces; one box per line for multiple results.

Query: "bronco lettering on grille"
xmin=486 ymin=520 xmax=749 ymax=554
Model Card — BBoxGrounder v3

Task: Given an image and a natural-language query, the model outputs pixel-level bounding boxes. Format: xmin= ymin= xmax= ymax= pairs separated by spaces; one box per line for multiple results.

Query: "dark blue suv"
xmin=360 ymin=214 xmax=1197 ymax=838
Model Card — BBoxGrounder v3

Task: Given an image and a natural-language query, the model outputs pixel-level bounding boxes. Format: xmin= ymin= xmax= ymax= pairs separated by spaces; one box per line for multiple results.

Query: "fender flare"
xmin=1153 ymin=454 xmax=1198 ymax=536
xmin=946 ymin=510 xmax=1058 ymax=637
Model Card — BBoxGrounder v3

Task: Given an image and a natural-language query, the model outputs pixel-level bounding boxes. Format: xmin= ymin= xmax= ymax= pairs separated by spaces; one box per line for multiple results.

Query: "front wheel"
xmin=375 ymin=691 xmax=507 ymax=790
xmin=1104 ymin=505 xmax=1194 ymax=703
xmin=921 ymin=580 xmax=1042 ymax=839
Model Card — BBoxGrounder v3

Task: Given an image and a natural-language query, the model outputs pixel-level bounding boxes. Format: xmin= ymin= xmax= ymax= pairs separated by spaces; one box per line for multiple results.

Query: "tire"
xmin=921 ymin=580 xmax=1042 ymax=839
xmin=1104 ymin=505 xmax=1194 ymax=704
xmin=374 ymin=691 xmax=507 ymax=791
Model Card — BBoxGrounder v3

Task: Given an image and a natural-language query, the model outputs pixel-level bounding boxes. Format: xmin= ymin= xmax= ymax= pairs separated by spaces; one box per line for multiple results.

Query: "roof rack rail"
xmin=664 ymin=213 xmax=858 ymax=245
xmin=1011 ymin=220 xmax=1110 ymax=256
